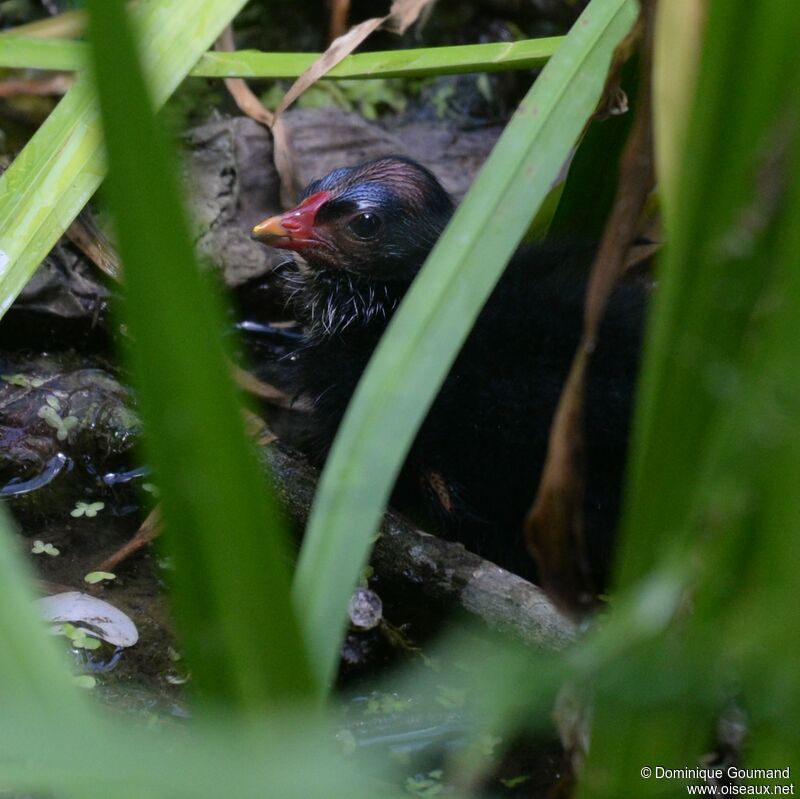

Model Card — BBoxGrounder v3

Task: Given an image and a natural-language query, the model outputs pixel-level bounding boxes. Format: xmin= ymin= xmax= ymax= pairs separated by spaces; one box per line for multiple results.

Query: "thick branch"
xmin=262 ymin=441 xmax=577 ymax=650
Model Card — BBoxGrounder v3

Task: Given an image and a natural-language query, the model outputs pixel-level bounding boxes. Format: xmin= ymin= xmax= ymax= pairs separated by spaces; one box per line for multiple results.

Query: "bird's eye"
xmin=347 ymin=212 xmax=381 ymax=240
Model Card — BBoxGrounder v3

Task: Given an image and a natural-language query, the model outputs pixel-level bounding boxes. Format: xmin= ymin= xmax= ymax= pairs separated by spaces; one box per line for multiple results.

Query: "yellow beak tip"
xmin=251 ymin=215 xmax=289 ymax=241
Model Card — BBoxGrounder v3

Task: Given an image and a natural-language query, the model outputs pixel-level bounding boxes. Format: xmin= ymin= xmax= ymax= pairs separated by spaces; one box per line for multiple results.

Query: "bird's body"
xmin=252 ymin=157 xmax=646 ymax=584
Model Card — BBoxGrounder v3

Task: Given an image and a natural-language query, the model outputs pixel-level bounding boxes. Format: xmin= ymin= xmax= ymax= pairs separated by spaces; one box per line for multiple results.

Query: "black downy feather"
xmin=267 ymin=156 xmax=647 ymax=585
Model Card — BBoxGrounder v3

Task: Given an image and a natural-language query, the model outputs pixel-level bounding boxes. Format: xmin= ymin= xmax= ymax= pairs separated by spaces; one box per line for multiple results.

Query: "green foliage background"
xmin=0 ymin=0 xmax=798 ymax=795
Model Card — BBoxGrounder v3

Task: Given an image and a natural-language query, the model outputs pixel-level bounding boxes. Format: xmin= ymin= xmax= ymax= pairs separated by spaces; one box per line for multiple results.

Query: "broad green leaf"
xmin=0 ymin=35 xmax=562 ymax=79
xmin=0 ymin=0 xmax=249 ymax=322
xmin=86 ymin=0 xmax=313 ymax=707
xmin=293 ymin=0 xmax=640 ymax=690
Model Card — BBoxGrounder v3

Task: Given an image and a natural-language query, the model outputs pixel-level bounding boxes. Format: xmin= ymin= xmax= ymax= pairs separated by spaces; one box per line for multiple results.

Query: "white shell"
xmin=36 ymin=591 xmax=139 ymax=647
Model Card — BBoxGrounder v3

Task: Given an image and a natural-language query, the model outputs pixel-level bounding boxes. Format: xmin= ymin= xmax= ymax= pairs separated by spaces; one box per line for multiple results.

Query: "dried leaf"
xmin=219 ymin=1 xmax=434 ymax=205
xmin=276 ymin=0 xmax=434 ymax=116
xmin=65 ymin=208 xmax=121 ymax=281
xmin=242 ymin=407 xmax=278 ymax=447
xmin=221 ymin=75 xmax=274 ymax=126
xmin=625 ymin=240 xmax=661 ymax=270
xmin=328 ymin=0 xmax=352 ymax=43
xmin=386 ymin=0 xmax=437 ymax=34
xmin=525 ymin=351 xmax=594 ymax=608
xmin=525 ymin=7 xmax=655 ymax=613
xmin=274 ymin=17 xmax=385 ymax=116
xmin=229 ymin=362 xmax=294 ymax=407
xmin=0 ymin=73 xmax=74 ymax=97
xmin=271 ymin=116 xmax=301 ymax=205
xmin=215 ymin=26 xmax=301 ymax=203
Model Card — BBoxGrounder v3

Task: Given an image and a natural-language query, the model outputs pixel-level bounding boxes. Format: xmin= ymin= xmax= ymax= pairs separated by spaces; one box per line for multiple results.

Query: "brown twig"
xmin=94 ymin=507 xmax=161 ymax=574
xmin=268 ymin=441 xmax=576 ymax=649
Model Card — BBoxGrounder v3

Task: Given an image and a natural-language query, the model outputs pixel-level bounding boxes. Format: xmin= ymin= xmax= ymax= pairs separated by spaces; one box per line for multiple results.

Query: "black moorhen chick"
xmin=251 ymin=156 xmax=646 ymax=586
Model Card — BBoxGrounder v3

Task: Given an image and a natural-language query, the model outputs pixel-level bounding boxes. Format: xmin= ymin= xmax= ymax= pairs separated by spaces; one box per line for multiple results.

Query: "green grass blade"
xmin=617 ymin=0 xmax=800 ymax=584
xmin=293 ymin=0 xmax=640 ymax=690
xmin=85 ymin=0 xmax=314 ymax=706
xmin=0 ymin=0 xmax=248 ymax=323
xmin=577 ymin=0 xmax=800 ymax=792
xmin=199 ymin=38 xmax=561 ymax=79
xmin=0 ymin=697 xmax=396 ymax=798
xmin=0 ymin=35 xmax=86 ymax=69
xmin=1 ymin=8 xmax=85 ymax=38
xmin=0 ymin=506 xmax=91 ymax=717
xmin=0 ymin=35 xmax=562 ymax=79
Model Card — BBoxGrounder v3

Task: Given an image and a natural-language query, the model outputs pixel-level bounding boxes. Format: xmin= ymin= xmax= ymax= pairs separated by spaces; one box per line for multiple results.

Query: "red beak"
xmin=251 ymin=191 xmax=332 ymax=251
